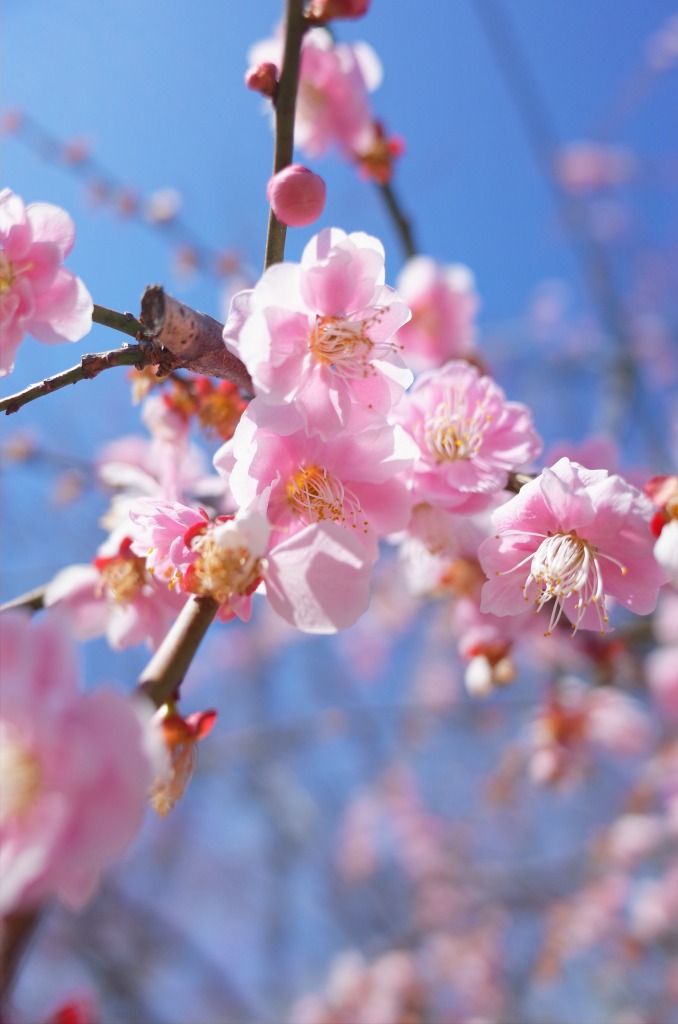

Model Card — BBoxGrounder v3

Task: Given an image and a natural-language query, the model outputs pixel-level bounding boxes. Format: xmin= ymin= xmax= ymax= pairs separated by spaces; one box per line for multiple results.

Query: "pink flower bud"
xmin=307 ymin=0 xmax=370 ymax=21
xmin=245 ymin=62 xmax=278 ymax=98
xmin=266 ymin=165 xmax=326 ymax=228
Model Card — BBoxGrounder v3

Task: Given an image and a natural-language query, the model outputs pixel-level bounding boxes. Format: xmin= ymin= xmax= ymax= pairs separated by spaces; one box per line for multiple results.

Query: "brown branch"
xmin=377 ymin=179 xmax=417 ymax=260
xmin=135 ymin=1 xmax=306 ymax=705
xmin=0 ymin=909 xmax=43 ymax=1005
xmin=136 ymin=595 xmax=219 ymax=708
xmin=139 ymin=286 xmax=253 ymax=392
xmin=263 ymin=0 xmax=306 ymax=271
xmin=0 ymin=345 xmax=155 ymax=416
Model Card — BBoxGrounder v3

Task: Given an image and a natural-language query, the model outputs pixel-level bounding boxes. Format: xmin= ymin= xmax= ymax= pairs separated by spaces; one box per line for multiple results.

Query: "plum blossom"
xmin=44 ymin=531 xmax=187 ymax=651
xmin=526 ymin=677 xmax=652 ymax=785
xmin=129 ymin=498 xmax=373 ymax=633
xmin=215 ymin=402 xmax=415 ymax=558
xmin=392 ymin=359 xmax=542 ymax=514
xmin=223 ymin=228 xmax=412 ymax=439
xmin=0 ymin=188 xmax=92 ymax=376
xmin=479 ymin=458 xmax=668 ymax=636
xmin=0 ymin=611 xmax=161 ymax=914
xmin=393 ymin=256 xmax=479 ymax=371
xmin=249 ymin=28 xmax=382 ymax=159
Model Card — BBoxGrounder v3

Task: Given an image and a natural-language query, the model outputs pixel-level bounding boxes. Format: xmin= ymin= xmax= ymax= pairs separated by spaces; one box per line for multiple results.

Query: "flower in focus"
xmin=392 ymin=360 xmax=542 ymax=514
xmin=216 ymin=402 xmax=415 ymax=558
xmin=129 ymin=498 xmax=373 ymax=633
xmin=223 ymin=227 xmax=412 ymax=439
xmin=393 ymin=256 xmax=479 ymax=371
xmin=0 ymin=611 xmax=161 ymax=914
xmin=0 ymin=188 xmax=93 ymax=375
xmin=479 ymin=458 xmax=668 ymax=635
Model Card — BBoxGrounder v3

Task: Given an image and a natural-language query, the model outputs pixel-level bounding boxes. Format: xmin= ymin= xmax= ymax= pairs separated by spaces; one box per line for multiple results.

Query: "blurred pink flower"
xmin=392 ymin=359 xmax=542 ymax=514
xmin=223 ymin=227 xmax=412 ymax=439
xmin=0 ymin=188 xmax=92 ymax=376
xmin=479 ymin=458 xmax=667 ymax=635
xmin=393 ymin=256 xmax=479 ymax=371
xmin=44 ymin=531 xmax=188 ymax=651
xmin=250 ymin=28 xmax=381 ymax=159
xmin=554 ymin=142 xmax=634 ymax=194
xmin=0 ymin=611 xmax=159 ymax=914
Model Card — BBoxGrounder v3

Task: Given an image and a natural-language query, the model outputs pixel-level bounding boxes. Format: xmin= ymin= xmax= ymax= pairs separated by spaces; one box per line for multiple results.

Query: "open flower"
xmin=393 ymin=257 xmax=479 ymax=371
xmin=0 ymin=188 xmax=92 ymax=375
xmin=216 ymin=401 xmax=415 ymax=558
xmin=0 ymin=611 xmax=160 ymax=914
xmin=129 ymin=498 xmax=373 ymax=633
xmin=478 ymin=457 xmax=668 ymax=635
xmin=223 ymin=227 xmax=412 ymax=439
xmin=392 ymin=360 xmax=542 ymax=514
xmin=249 ymin=28 xmax=381 ymax=159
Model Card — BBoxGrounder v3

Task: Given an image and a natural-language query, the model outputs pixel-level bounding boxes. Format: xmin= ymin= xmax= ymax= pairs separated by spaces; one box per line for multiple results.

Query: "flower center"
xmin=0 ymin=726 xmax=42 ymax=823
xmin=0 ymin=251 xmax=16 ymax=295
xmin=420 ymin=387 xmax=493 ymax=462
xmin=98 ymin=554 xmax=148 ymax=604
xmin=505 ymin=529 xmax=627 ymax=636
xmin=309 ymin=315 xmax=375 ymax=378
xmin=187 ymin=528 xmax=262 ymax=605
xmin=286 ymin=464 xmax=368 ymax=532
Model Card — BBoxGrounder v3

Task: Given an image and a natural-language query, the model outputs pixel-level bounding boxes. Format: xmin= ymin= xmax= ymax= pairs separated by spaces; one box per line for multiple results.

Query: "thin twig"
xmin=93 ymin=303 xmax=142 ymax=337
xmin=377 ymin=179 xmax=417 ymax=260
xmin=0 ymin=346 xmax=153 ymax=416
xmin=263 ymin=0 xmax=306 ymax=271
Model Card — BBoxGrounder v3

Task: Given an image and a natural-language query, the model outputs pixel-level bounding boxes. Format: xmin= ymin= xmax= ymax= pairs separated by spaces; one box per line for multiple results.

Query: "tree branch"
xmin=135 ymin=0 xmax=307 ymax=706
xmin=136 ymin=595 xmax=220 ymax=708
xmin=93 ymin=303 xmax=142 ymax=338
xmin=0 ymin=345 xmax=154 ymax=416
xmin=377 ymin=179 xmax=417 ymax=260
xmin=263 ymin=0 xmax=306 ymax=271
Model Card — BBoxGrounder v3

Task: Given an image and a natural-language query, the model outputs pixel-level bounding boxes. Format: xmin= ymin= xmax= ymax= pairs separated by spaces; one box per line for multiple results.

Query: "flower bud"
xmin=307 ymin=0 xmax=370 ymax=21
xmin=266 ymin=164 xmax=326 ymax=227
xmin=245 ymin=62 xmax=278 ymax=98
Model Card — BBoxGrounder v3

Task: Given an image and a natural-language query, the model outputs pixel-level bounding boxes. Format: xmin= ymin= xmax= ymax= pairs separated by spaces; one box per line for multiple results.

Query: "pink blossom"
xmin=249 ymin=28 xmax=381 ymax=159
xmin=307 ymin=0 xmax=371 ymax=22
xmin=267 ymin=164 xmax=326 ymax=228
xmin=554 ymin=142 xmax=634 ymax=194
xmin=43 ymin=531 xmax=187 ymax=651
xmin=393 ymin=256 xmax=479 ymax=371
xmin=0 ymin=611 xmax=160 ymax=914
xmin=0 ymin=188 xmax=93 ymax=376
xmin=216 ymin=402 xmax=415 ymax=558
xmin=479 ymin=458 xmax=668 ymax=635
xmin=223 ymin=227 xmax=412 ymax=439
xmin=392 ymin=360 xmax=542 ymax=514
xmin=128 ymin=498 xmax=373 ymax=633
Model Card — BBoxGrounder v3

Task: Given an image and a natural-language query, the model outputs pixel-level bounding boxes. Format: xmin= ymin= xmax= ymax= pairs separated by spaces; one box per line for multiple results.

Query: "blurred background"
xmin=2 ymin=1 xmax=678 ymax=1021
